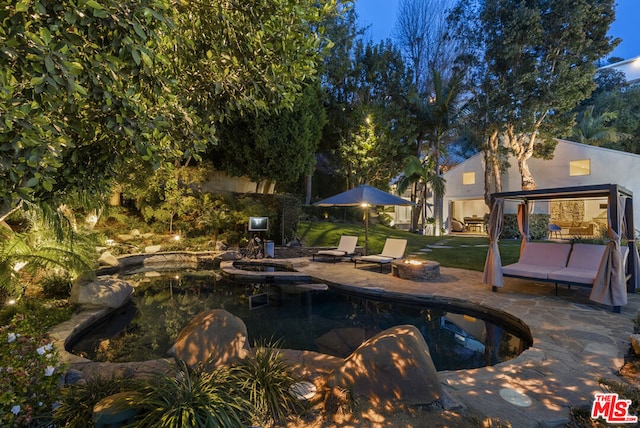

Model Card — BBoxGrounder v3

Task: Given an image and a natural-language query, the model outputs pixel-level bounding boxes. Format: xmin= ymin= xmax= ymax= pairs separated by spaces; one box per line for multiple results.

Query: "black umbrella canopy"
xmin=314 ymin=185 xmax=414 ymax=254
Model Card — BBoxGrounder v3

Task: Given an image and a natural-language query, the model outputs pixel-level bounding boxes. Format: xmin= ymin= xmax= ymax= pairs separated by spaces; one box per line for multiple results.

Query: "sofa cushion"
xmin=566 ymin=244 xmax=607 ymax=270
xmin=547 ymin=267 xmax=595 ymax=285
xmin=502 ymin=263 xmax=563 ymax=280
xmin=518 ymin=242 xmax=572 ymax=267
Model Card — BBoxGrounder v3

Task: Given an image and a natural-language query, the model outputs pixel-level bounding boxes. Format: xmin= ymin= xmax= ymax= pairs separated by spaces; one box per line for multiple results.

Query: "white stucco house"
xmin=440 ymin=139 xmax=640 ymax=234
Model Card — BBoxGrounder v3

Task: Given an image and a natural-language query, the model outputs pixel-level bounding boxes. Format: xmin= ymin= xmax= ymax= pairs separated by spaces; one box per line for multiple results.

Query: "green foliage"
xmin=499 ymin=214 xmax=550 ymax=240
xmin=0 ymin=0 xmax=342 ymax=220
xmin=167 ymin=0 xmax=342 ymax=119
xmin=0 ymin=223 xmax=96 ymax=302
xmin=210 ymin=84 xmax=327 ymax=185
xmin=231 ymin=341 xmax=305 ymax=426
xmin=40 ymin=273 xmax=73 ymax=300
xmin=0 ymin=315 xmax=65 ymax=427
xmin=453 ymin=0 xmax=617 ymax=189
xmin=321 ymin=37 xmax=415 ymax=189
xmin=0 ymin=298 xmax=73 ymax=334
xmin=0 ymin=0 xmax=190 ymax=219
xmin=134 ymin=361 xmax=252 ymax=428
xmin=576 ymin=75 xmax=640 ymax=154
xmin=54 ymin=374 xmax=133 ymax=428
xmin=570 ymin=105 xmax=629 ymax=146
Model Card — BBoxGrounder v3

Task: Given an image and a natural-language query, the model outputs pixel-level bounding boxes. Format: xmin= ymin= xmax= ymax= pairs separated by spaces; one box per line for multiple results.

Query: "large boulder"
xmin=327 ymin=325 xmax=442 ymax=407
xmin=167 ymin=309 xmax=250 ymax=367
xmin=70 ymin=278 xmax=134 ymax=308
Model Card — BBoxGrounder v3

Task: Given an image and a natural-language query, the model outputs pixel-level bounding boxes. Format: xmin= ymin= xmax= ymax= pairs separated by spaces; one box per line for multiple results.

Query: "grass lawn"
xmin=296 ymin=220 xmax=522 ymax=271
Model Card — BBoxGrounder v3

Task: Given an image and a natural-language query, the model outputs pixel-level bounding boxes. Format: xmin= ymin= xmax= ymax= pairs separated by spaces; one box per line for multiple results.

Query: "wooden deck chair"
xmin=354 ymin=238 xmax=407 ymax=272
xmin=313 ymin=235 xmax=358 ymax=263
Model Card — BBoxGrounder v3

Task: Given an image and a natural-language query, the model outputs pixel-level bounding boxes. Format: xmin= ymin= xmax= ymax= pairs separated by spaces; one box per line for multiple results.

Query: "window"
xmin=462 ymin=172 xmax=476 ymax=185
xmin=569 ymin=159 xmax=591 ymax=176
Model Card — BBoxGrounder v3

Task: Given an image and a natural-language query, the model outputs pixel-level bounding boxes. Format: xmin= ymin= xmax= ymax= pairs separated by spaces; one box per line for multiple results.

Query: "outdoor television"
xmin=249 ymin=216 xmax=269 ymax=231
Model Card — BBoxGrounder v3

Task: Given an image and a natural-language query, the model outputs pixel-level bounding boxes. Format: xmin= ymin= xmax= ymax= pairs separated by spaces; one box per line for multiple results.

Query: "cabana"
xmin=483 ymin=184 xmax=640 ymax=312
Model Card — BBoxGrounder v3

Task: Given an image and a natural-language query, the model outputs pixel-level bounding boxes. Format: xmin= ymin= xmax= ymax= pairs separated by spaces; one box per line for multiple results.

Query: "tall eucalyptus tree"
xmin=452 ymin=0 xmax=618 ymax=192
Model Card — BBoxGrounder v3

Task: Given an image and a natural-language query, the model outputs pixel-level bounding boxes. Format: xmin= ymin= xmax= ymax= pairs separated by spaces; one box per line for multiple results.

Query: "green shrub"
xmin=500 ymin=213 xmax=549 ymax=240
xmin=134 ymin=360 xmax=252 ymax=428
xmin=0 ymin=316 xmax=65 ymax=427
xmin=0 ymin=298 xmax=73 ymax=333
xmin=54 ymin=374 xmax=132 ymax=427
xmin=40 ymin=274 xmax=73 ymax=299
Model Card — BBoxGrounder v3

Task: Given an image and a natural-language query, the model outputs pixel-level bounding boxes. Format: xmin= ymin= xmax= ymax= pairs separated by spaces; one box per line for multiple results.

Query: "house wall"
xmin=599 ymin=56 xmax=640 ymax=84
xmin=442 ymin=139 xmax=640 ymax=233
xmin=200 ymin=170 xmax=276 ymax=194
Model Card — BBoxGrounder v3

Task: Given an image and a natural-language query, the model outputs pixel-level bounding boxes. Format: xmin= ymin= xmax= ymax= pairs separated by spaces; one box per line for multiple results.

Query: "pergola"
xmin=483 ymin=184 xmax=639 ymax=311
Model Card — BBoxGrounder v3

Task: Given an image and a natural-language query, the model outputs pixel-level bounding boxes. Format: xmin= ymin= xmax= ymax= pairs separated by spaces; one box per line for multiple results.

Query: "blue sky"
xmin=355 ymin=0 xmax=639 ymax=61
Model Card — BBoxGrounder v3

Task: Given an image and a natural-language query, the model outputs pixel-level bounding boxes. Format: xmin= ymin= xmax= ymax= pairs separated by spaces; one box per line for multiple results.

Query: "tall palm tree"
xmin=396 ymin=156 xmax=445 ymax=235
xmin=422 ymin=69 xmax=465 ymax=234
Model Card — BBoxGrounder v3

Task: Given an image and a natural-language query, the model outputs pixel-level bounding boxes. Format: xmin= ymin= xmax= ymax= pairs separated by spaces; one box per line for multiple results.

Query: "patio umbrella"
xmin=313 ymin=184 xmax=414 ymax=254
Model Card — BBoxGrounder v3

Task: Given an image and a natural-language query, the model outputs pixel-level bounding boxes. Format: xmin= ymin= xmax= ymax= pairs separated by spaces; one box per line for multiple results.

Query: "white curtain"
xmin=483 ymin=198 xmax=505 ymax=287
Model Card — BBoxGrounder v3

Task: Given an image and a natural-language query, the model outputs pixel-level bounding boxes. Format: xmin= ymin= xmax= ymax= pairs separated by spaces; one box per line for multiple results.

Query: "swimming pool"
xmin=68 ymin=269 xmax=532 ymax=371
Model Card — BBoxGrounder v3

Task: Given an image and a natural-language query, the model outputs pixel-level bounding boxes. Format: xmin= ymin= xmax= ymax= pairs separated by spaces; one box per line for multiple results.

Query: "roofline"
xmin=491 ymin=183 xmax=633 ymax=202
xmin=598 ymin=55 xmax=640 ymax=70
xmin=555 ymin=138 xmax=640 ymax=160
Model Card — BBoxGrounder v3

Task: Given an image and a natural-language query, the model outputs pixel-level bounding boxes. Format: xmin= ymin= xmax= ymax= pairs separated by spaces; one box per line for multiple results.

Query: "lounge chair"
xmin=354 ymin=238 xmax=407 ymax=272
xmin=313 ymin=235 xmax=358 ymax=263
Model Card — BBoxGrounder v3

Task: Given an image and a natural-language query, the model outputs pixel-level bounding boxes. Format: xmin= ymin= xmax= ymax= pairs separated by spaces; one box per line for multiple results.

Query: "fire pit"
xmin=391 ymin=259 xmax=440 ymax=281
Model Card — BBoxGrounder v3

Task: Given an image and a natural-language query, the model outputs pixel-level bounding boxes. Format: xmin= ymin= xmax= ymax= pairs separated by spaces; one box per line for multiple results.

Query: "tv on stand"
xmin=249 ymin=216 xmax=269 ymax=232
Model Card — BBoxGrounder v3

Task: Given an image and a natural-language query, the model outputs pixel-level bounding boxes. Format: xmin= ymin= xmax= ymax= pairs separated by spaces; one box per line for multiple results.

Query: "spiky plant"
xmin=232 ymin=340 xmax=305 ymax=426
xmin=134 ymin=360 xmax=252 ymax=428
xmin=53 ymin=374 xmax=132 ymax=428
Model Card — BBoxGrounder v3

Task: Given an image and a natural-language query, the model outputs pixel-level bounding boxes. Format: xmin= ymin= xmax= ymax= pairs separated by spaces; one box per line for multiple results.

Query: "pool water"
xmin=68 ymin=270 xmax=531 ymax=371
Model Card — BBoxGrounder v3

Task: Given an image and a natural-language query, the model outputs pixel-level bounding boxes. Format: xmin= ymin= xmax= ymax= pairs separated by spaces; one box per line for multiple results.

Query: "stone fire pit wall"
xmin=391 ymin=259 xmax=440 ymax=281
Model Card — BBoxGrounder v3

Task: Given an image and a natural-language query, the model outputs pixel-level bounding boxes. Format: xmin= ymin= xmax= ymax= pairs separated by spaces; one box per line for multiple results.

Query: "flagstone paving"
xmin=291 ymin=257 xmax=640 ymax=427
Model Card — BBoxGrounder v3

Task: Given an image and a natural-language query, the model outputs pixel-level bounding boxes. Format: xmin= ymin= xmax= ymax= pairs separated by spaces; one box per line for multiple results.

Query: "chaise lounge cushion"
xmin=359 ymin=238 xmax=407 ymax=264
xmin=502 ymin=242 xmax=572 ymax=279
xmin=314 ymin=236 xmax=358 ymax=261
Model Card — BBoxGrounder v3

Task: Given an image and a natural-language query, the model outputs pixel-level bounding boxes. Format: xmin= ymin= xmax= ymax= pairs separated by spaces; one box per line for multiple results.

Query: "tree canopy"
xmin=0 ymin=0 xmax=342 ymax=221
xmin=453 ymin=0 xmax=618 ymax=192
xmin=209 ymin=84 xmax=327 ymax=186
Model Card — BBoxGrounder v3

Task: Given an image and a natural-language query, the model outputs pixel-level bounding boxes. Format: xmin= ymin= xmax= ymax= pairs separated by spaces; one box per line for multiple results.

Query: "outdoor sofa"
xmin=501 ymin=242 xmax=629 ymax=308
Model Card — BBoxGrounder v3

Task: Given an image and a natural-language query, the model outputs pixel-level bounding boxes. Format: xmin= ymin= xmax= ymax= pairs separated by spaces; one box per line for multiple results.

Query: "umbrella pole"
xmin=364 ymin=205 xmax=369 ymax=255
